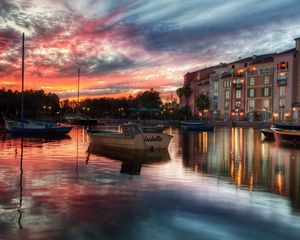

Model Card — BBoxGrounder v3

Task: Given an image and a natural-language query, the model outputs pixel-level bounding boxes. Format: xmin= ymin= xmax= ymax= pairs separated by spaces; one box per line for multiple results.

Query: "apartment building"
xmin=246 ymin=54 xmax=275 ymax=121
xmin=180 ymin=37 xmax=300 ymax=122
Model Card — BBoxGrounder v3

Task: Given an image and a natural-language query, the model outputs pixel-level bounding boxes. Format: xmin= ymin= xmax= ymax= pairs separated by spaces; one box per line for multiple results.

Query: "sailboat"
xmin=3 ymin=33 xmax=72 ymax=135
xmin=65 ymin=68 xmax=98 ymax=125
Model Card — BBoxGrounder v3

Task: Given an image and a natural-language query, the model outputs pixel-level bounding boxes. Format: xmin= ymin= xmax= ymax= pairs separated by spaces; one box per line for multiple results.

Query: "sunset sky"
xmin=1 ymin=0 xmax=300 ymax=100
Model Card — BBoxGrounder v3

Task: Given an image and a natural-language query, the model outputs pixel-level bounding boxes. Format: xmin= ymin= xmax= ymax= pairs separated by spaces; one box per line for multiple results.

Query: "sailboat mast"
xmin=77 ymin=67 xmax=80 ymax=116
xmin=21 ymin=33 xmax=25 ymax=122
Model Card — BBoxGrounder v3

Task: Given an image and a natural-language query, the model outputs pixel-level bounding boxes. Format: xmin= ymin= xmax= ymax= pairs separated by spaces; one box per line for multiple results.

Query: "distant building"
xmin=180 ymin=37 xmax=300 ymax=122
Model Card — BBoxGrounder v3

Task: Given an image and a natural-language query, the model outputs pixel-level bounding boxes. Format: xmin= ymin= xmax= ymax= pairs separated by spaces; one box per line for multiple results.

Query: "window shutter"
xmin=268 ymin=87 xmax=272 ymax=97
xmin=261 ymin=88 xmax=264 ymax=97
xmin=287 ymin=62 xmax=289 ymax=69
xmin=254 ymin=89 xmax=256 ymax=97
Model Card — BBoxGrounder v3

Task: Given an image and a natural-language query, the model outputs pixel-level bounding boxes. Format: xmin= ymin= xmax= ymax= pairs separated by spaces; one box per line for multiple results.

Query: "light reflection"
xmin=181 ymin=127 xmax=300 ymax=206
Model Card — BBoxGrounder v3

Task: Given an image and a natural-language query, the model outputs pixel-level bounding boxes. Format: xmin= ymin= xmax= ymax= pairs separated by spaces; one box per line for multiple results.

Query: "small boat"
xmin=4 ymin=119 xmax=72 ymax=135
xmin=273 ymin=123 xmax=300 ymax=130
xmin=180 ymin=121 xmax=214 ymax=131
xmin=87 ymin=123 xmax=172 ymax=150
xmin=65 ymin=68 xmax=98 ymax=125
xmin=140 ymin=125 xmax=165 ymax=133
xmin=2 ymin=33 xmax=72 ymax=136
xmin=271 ymin=127 xmax=300 ymax=143
xmin=65 ymin=114 xmax=98 ymax=125
xmin=260 ymin=128 xmax=274 ymax=140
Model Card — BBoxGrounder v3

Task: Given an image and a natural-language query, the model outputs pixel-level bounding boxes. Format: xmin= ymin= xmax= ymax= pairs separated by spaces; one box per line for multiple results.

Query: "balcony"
xmin=278 ymin=79 xmax=287 ymax=86
xmin=260 ymin=68 xmax=273 ymax=74
xmin=235 ymin=83 xmax=243 ymax=89
xmin=233 ymin=72 xmax=245 ymax=78
xmin=248 ymin=70 xmax=259 ymax=75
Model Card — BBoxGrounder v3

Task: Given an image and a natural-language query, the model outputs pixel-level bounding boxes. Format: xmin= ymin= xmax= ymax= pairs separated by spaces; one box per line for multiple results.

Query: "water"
xmin=0 ymin=126 xmax=300 ymax=239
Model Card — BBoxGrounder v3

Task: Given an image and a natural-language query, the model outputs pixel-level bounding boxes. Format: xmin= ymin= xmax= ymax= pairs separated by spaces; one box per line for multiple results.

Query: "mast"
xmin=77 ymin=67 xmax=80 ymax=116
xmin=21 ymin=33 xmax=25 ymax=122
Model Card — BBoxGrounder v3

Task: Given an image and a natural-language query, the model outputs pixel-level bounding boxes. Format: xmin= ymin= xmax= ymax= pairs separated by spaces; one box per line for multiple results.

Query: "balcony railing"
xmin=247 ymin=70 xmax=259 ymax=75
xmin=233 ymin=73 xmax=245 ymax=78
xmin=278 ymin=79 xmax=287 ymax=86
xmin=235 ymin=83 xmax=243 ymax=89
xmin=260 ymin=68 xmax=273 ymax=74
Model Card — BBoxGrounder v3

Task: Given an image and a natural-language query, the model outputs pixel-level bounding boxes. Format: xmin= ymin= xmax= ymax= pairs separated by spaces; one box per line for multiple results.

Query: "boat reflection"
xmin=2 ymin=132 xmax=71 ymax=142
xmin=87 ymin=144 xmax=170 ymax=175
xmin=180 ymin=127 xmax=300 ymax=212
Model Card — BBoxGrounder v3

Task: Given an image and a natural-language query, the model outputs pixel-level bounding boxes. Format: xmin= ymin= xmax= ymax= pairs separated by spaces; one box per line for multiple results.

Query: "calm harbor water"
xmin=0 ymin=126 xmax=300 ymax=239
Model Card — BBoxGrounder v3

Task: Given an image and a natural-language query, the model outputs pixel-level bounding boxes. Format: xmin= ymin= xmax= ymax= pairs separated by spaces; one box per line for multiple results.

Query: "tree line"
xmin=0 ymin=88 xmax=180 ymax=119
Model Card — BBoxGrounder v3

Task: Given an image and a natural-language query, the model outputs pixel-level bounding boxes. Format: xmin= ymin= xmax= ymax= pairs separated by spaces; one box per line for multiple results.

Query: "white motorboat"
xmin=87 ymin=123 xmax=172 ymax=150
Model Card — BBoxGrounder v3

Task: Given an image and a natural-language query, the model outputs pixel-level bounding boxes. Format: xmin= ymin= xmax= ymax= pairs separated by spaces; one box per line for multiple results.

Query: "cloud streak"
xmin=1 ymin=0 xmax=300 ymax=99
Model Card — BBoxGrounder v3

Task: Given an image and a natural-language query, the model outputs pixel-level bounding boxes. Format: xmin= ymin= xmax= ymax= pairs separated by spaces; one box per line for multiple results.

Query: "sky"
xmin=1 ymin=0 xmax=300 ymax=100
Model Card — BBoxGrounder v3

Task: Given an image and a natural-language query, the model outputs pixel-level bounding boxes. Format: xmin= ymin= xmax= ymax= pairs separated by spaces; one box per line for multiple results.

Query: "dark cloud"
xmin=124 ymin=0 xmax=300 ymax=56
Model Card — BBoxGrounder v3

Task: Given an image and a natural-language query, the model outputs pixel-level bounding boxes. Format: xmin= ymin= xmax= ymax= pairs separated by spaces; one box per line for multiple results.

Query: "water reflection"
xmin=87 ymin=144 xmax=170 ymax=175
xmin=18 ymin=138 xmax=24 ymax=229
xmin=181 ymin=127 xmax=300 ymax=212
xmin=0 ymin=126 xmax=300 ymax=239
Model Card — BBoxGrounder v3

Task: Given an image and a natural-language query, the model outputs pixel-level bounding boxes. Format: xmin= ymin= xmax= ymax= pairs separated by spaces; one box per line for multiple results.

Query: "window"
xmin=249 ymin=88 xmax=255 ymax=97
xmin=225 ymin=90 xmax=230 ymax=100
xmin=264 ymin=76 xmax=269 ymax=85
xmin=223 ymin=80 xmax=227 ymax=88
xmin=213 ymin=102 xmax=218 ymax=109
xmin=232 ymin=64 xmax=235 ymax=69
xmin=236 ymin=90 xmax=241 ymax=99
xmin=249 ymin=77 xmax=255 ymax=86
xmin=244 ymin=63 xmax=248 ymax=67
xmin=225 ymin=102 xmax=230 ymax=110
xmin=228 ymin=80 xmax=232 ymax=87
xmin=235 ymin=101 xmax=241 ymax=109
xmin=263 ymin=99 xmax=269 ymax=110
xmin=263 ymin=87 xmax=270 ymax=97
xmin=248 ymin=100 xmax=255 ymax=111
xmin=213 ymin=92 xmax=218 ymax=100
xmin=279 ymin=86 xmax=285 ymax=97
xmin=277 ymin=62 xmax=288 ymax=70
xmin=213 ymin=82 xmax=218 ymax=91
xmin=278 ymin=72 xmax=287 ymax=80
xmin=279 ymin=99 xmax=285 ymax=109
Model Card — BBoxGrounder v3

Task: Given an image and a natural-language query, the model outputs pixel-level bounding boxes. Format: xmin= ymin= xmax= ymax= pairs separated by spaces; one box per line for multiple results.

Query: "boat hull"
xmin=65 ymin=117 xmax=98 ymax=125
xmin=272 ymin=128 xmax=300 ymax=142
xmin=5 ymin=120 xmax=72 ymax=135
xmin=87 ymin=131 xmax=172 ymax=150
xmin=261 ymin=128 xmax=274 ymax=140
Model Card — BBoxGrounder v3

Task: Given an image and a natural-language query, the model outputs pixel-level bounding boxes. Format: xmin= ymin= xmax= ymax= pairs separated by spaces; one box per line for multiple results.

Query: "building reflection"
xmin=181 ymin=127 xmax=300 ymax=212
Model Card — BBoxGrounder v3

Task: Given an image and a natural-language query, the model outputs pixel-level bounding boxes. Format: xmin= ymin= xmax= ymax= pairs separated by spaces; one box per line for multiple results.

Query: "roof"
xmin=250 ymin=53 xmax=276 ymax=65
xmin=276 ymin=48 xmax=296 ymax=56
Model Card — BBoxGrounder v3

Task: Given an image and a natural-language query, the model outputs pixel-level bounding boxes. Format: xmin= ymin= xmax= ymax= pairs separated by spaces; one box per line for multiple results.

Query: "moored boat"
xmin=2 ymin=33 xmax=73 ymax=136
xmin=260 ymin=128 xmax=274 ymax=140
xmin=65 ymin=114 xmax=98 ymax=125
xmin=4 ymin=119 xmax=72 ymax=135
xmin=273 ymin=123 xmax=300 ymax=130
xmin=87 ymin=123 xmax=172 ymax=150
xmin=271 ymin=127 xmax=300 ymax=143
xmin=180 ymin=121 xmax=214 ymax=131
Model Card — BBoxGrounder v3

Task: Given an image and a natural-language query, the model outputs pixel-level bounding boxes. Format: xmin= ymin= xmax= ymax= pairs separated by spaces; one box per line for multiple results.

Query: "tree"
xmin=176 ymin=86 xmax=192 ymax=118
xmin=133 ymin=90 xmax=162 ymax=109
xmin=196 ymin=93 xmax=210 ymax=116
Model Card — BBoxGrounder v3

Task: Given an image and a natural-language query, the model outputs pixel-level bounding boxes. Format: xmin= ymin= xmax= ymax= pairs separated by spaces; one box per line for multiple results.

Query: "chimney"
xmin=295 ymin=37 xmax=300 ymax=51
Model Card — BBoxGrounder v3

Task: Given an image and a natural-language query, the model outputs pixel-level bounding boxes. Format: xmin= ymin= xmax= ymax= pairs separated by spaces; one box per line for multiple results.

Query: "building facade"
xmin=180 ymin=37 xmax=300 ymax=122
